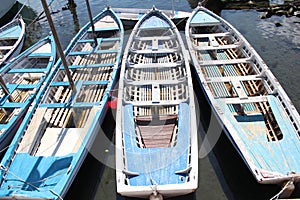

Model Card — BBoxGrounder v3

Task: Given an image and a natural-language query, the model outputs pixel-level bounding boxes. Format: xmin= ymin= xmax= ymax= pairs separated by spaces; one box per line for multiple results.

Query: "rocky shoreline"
xmin=189 ymin=0 xmax=300 ymax=18
xmin=258 ymin=0 xmax=300 ymax=18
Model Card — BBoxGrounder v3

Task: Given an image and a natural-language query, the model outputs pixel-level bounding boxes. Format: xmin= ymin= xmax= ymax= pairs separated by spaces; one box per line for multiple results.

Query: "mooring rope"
xmin=269 ymin=179 xmax=294 ymax=200
xmin=0 ymin=163 xmax=68 ymax=200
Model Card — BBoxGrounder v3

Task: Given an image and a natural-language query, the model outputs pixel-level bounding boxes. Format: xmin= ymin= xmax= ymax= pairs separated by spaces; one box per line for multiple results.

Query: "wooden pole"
xmin=41 ymin=0 xmax=76 ymax=93
xmin=171 ymin=0 xmax=175 ymax=17
xmin=0 ymin=76 xmax=14 ymax=102
xmin=85 ymin=0 xmax=98 ymax=46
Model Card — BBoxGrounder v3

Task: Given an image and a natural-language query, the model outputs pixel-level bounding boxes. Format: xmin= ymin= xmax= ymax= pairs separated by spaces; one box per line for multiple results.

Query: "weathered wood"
xmin=17 ymin=108 xmax=48 ymax=153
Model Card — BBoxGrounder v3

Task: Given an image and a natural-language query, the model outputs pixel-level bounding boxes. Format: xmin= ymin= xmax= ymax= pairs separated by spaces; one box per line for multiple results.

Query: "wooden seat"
xmin=136 ymin=115 xmax=177 ymax=148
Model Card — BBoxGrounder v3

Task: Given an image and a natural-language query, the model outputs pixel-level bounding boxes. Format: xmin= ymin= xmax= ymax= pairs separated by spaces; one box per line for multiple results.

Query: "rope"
xmin=0 ymin=163 xmax=69 ymax=199
xmin=0 ymin=164 xmax=41 ymax=191
xmin=0 ymin=144 xmax=11 ymax=154
xmin=269 ymin=179 xmax=294 ymax=200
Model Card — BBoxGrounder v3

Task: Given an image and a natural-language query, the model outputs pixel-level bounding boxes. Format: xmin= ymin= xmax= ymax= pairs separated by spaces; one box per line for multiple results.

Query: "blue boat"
xmin=0 ymin=35 xmax=56 ymax=152
xmin=0 ymin=7 xmax=123 ymax=199
xmin=116 ymin=7 xmax=198 ymax=199
xmin=0 ymin=16 xmax=26 ymax=68
xmin=186 ymin=5 xmax=300 ymax=197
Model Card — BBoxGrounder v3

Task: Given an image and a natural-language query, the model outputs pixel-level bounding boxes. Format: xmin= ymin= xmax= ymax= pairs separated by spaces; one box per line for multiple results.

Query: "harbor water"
xmin=2 ymin=0 xmax=300 ymax=199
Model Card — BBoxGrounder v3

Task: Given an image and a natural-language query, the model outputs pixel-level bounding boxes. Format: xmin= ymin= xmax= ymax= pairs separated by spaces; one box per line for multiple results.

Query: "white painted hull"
xmin=113 ymin=7 xmax=190 ymax=26
xmin=0 ymin=16 xmax=26 ymax=68
xmin=116 ymin=7 xmax=198 ymax=199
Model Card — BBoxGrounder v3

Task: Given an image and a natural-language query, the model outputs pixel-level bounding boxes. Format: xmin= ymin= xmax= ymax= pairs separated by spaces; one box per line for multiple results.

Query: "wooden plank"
xmin=221 ymin=96 xmax=268 ymax=104
xmin=17 ymin=108 xmax=48 ymax=153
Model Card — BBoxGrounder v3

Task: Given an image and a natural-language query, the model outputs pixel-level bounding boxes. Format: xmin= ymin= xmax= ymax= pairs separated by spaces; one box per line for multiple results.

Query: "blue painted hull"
xmin=0 ymin=35 xmax=56 ymax=156
xmin=186 ymin=6 xmax=300 ymax=187
xmin=0 ymin=7 xmax=123 ymax=199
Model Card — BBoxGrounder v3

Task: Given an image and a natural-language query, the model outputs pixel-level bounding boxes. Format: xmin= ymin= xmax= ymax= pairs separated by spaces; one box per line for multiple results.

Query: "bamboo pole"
xmin=85 ymin=0 xmax=98 ymax=46
xmin=0 ymin=76 xmax=14 ymax=102
xmin=41 ymin=0 xmax=76 ymax=93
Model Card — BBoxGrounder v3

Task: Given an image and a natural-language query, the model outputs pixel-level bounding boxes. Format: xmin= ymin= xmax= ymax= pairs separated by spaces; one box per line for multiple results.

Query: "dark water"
xmin=3 ymin=0 xmax=300 ymax=199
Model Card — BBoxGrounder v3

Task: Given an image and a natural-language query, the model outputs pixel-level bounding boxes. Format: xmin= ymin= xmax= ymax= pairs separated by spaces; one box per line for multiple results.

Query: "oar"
xmin=41 ymin=0 xmax=77 ymax=94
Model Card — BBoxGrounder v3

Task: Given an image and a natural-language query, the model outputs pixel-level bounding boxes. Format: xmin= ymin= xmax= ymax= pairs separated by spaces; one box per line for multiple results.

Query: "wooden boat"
xmin=0 ymin=0 xmax=17 ymax=19
xmin=0 ymin=35 xmax=56 ymax=152
xmin=116 ymin=7 xmax=198 ymax=199
xmin=0 ymin=7 xmax=123 ymax=199
xmin=113 ymin=7 xmax=190 ymax=27
xmin=186 ymin=5 xmax=300 ymax=195
xmin=0 ymin=16 xmax=26 ymax=68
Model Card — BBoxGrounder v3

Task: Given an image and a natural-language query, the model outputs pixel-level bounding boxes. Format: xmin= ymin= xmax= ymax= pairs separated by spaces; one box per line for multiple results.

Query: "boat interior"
xmin=188 ymin=10 xmax=300 ymax=176
xmin=16 ymin=14 xmax=122 ymax=156
xmin=123 ymin=25 xmax=190 ymax=149
xmin=0 ymin=41 xmax=53 ymax=128
xmin=189 ymin=13 xmax=292 ymax=141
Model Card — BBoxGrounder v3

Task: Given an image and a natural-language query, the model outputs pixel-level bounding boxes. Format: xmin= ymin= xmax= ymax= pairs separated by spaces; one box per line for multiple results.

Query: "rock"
xmin=275 ymin=22 xmax=282 ymax=27
xmin=287 ymin=6 xmax=295 ymax=16
xmin=266 ymin=10 xmax=273 ymax=18
xmin=260 ymin=13 xmax=267 ymax=19
xmin=295 ymin=10 xmax=300 ymax=17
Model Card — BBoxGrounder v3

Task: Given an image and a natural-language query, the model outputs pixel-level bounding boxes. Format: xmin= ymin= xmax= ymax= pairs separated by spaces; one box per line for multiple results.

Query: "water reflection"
xmin=63 ymin=0 xmax=80 ymax=33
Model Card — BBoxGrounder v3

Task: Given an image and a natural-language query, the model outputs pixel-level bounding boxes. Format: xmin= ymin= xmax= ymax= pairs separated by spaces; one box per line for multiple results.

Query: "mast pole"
xmin=85 ymin=0 xmax=98 ymax=46
xmin=41 ymin=0 xmax=76 ymax=93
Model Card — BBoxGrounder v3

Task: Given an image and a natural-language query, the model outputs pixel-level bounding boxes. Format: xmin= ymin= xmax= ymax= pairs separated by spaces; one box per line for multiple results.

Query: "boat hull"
xmin=0 ymin=35 xmax=55 ymax=157
xmin=186 ymin=6 xmax=300 ymax=187
xmin=117 ymin=184 xmax=196 ymax=199
xmin=0 ymin=16 xmax=26 ymax=68
xmin=0 ymin=7 xmax=123 ymax=199
xmin=116 ymin=7 xmax=198 ymax=199
xmin=113 ymin=7 xmax=190 ymax=28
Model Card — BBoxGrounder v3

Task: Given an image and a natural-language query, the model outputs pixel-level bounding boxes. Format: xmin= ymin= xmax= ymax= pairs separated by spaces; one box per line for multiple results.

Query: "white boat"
xmin=0 ymin=16 xmax=26 ymax=68
xmin=0 ymin=0 xmax=17 ymax=19
xmin=0 ymin=7 xmax=123 ymax=199
xmin=116 ymin=7 xmax=198 ymax=199
xmin=113 ymin=7 xmax=190 ymax=27
xmin=186 ymin=5 xmax=300 ymax=198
